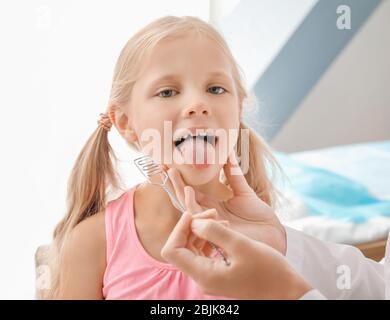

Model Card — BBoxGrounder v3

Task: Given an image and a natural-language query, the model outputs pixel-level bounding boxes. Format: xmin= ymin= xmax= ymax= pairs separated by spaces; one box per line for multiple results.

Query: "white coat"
xmin=284 ymin=227 xmax=390 ymax=299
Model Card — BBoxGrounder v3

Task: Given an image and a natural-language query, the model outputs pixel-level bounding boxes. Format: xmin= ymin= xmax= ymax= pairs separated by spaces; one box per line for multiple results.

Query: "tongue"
xmin=180 ymin=137 xmax=215 ymax=166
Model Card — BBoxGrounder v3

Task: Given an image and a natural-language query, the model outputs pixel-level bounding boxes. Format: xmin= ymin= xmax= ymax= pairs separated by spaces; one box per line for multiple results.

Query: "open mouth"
xmin=173 ymin=133 xmax=218 ymax=149
xmin=173 ymin=132 xmax=219 ymax=167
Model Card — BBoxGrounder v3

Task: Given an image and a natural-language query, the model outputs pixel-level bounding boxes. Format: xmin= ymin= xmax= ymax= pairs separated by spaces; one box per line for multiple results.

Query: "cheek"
xmin=216 ymin=99 xmax=240 ymax=122
xmin=137 ymin=119 xmax=175 ymax=165
xmin=218 ymin=108 xmax=240 ymax=142
xmin=134 ymin=105 xmax=170 ymax=138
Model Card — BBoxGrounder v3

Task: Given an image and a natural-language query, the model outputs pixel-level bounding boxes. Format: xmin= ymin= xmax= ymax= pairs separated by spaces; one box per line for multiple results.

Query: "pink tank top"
xmin=102 ymin=185 xmax=231 ymax=300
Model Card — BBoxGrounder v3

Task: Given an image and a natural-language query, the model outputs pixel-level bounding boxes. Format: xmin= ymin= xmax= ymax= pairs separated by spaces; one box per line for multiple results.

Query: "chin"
xmin=176 ymin=163 xmax=222 ymax=186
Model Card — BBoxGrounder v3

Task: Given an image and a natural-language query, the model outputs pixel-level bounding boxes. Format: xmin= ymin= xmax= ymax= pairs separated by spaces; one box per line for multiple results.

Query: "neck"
xmin=193 ymin=174 xmax=233 ymax=201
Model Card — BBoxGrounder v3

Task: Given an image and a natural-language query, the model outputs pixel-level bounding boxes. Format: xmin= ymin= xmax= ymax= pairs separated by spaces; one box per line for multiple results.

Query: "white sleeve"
xmin=285 ymin=226 xmax=386 ymax=299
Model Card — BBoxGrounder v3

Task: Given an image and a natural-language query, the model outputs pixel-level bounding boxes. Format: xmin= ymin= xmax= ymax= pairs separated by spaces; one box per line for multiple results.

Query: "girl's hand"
xmin=167 ymin=152 xmax=287 ymax=255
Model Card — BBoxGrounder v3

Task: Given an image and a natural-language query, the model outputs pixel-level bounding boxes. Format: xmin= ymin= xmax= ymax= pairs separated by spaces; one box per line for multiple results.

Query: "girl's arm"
xmin=57 ymin=211 xmax=106 ymax=299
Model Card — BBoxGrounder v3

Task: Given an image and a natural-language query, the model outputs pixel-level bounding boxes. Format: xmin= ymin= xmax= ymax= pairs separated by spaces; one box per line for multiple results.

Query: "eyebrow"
xmin=147 ymin=71 xmax=232 ymax=88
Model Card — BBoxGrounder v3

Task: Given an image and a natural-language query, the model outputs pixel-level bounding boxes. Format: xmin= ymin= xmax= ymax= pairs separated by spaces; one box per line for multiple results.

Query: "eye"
xmin=208 ymin=86 xmax=226 ymax=95
xmin=157 ymin=89 xmax=178 ymax=98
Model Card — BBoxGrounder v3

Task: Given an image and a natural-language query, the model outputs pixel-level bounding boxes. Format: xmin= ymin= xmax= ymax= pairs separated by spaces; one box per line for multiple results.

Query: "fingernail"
xmin=191 ymin=219 xmax=205 ymax=231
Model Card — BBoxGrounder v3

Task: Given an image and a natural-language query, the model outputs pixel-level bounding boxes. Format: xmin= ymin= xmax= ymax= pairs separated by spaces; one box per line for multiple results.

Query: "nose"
xmin=182 ymin=103 xmax=212 ymax=118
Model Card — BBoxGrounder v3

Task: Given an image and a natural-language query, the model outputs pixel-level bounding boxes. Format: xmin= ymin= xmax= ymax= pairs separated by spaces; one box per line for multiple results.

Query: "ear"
xmin=108 ymin=104 xmax=138 ymax=143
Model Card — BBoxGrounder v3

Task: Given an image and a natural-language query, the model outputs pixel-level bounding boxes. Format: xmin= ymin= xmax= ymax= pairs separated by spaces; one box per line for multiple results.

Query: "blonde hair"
xmin=42 ymin=15 xmax=281 ymax=299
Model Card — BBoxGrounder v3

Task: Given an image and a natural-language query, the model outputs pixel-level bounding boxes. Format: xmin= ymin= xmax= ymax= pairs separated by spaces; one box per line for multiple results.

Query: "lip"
xmin=191 ymin=163 xmax=211 ymax=169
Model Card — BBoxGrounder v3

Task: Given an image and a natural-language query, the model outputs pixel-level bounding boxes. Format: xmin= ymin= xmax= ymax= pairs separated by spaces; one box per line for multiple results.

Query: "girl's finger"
xmin=223 ymin=151 xmax=253 ymax=196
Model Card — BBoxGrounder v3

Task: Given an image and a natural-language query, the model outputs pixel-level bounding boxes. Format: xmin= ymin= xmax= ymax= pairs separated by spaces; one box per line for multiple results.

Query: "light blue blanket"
xmin=273 ymin=141 xmax=390 ymax=224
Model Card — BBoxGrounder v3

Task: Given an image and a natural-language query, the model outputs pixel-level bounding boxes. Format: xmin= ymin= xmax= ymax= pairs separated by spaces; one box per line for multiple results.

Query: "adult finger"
xmin=162 ymin=211 xmax=207 ymax=264
xmin=161 ymin=211 xmax=193 ymax=255
xmin=161 ymin=213 xmax=225 ymax=279
xmin=187 ymin=209 xmax=218 ymax=251
xmin=223 ymin=151 xmax=253 ymax=196
xmin=191 ymin=218 xmax=246 ymax=256
xmin=192 ymin=208 xmax=218 ymax=220
xmin=191 ymin=210 xmax=229 ymax=256
xmin=193 ymin=220 xmax=230 ymax=258
xmin=167 ymin=168 xmax=186 ymax=208
xmin=167 ymin=168 xmax=213 ymax=211
xmin=184 ymin=186 xmax=202 ymax=213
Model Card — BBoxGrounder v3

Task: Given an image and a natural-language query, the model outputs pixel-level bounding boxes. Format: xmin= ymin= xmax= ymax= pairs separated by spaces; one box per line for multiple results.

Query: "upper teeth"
xmin=174 ymin=133 xmax=216 ymax=148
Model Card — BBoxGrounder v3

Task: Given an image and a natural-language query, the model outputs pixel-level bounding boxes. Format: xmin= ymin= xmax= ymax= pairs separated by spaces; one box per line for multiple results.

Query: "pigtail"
xmin=41 ymin=125 xmax=121 ymax=299
xmin=60 ymin=126 xmax=120 ymax=230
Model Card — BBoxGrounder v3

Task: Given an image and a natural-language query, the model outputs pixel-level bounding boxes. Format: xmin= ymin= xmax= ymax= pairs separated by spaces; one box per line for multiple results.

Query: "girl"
xmin=43 ymin=15 xmax=286 ymax=300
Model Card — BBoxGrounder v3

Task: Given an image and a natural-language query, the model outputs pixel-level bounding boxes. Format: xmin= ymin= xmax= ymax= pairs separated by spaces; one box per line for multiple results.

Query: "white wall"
xmin=271 ymin=0 xmax=390 ymax=152
xmin=215 ymin=0 xmax=317 ymax=89
xmin=0 ymin=0 xmax=209 ymax=299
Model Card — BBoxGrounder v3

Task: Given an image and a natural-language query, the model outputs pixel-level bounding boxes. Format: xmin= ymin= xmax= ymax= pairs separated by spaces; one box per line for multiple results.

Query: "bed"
xmin=274 ymin=140 xmax=390 ymax=261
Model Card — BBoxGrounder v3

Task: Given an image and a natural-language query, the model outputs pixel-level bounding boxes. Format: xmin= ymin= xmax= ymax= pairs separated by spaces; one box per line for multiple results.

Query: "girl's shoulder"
xmin=63 ymin=211 xmax=107 ymax=273
xmin=69 ymin=211 xmax=106 ymax=253
xmin=59 ymin=211 xmax=107 ymax=298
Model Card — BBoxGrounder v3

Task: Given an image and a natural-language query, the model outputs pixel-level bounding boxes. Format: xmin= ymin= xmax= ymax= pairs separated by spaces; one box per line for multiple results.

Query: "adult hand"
xmin=161 ymin=211 xmax=311 ymax=300
xmin=167 ymin=152 xmax=287 ymax=255
xmin=179 ymin=185 xmax=229 ymax=257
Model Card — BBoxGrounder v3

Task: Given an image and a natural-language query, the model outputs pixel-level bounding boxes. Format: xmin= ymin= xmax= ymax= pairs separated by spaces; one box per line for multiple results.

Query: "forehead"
xmin=138 ymin=33 xmax=233 ymax=80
